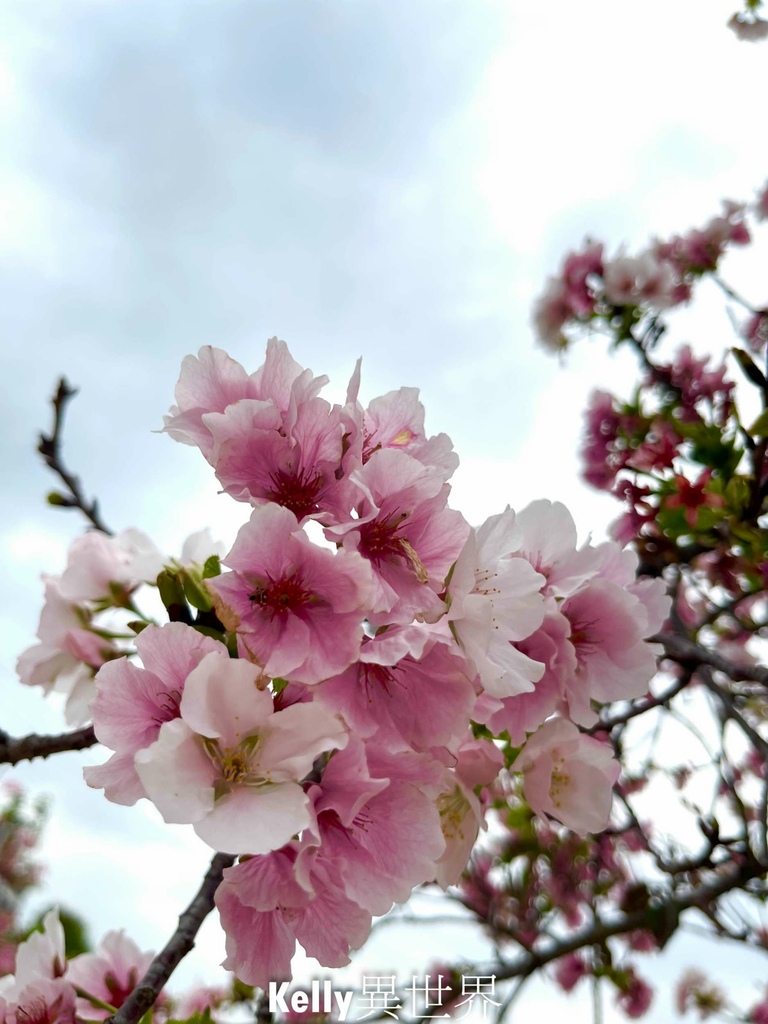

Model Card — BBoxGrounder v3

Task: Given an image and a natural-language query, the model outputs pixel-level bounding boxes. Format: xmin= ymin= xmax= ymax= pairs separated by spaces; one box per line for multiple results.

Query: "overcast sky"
xmin=2 ymin=1 xmax=768 ymax=1020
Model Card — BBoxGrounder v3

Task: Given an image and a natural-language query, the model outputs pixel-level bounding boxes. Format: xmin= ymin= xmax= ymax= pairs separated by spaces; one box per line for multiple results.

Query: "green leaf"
xmin=192 ymin=624 xmax=226 ymax=643
xmin=165 ymin=1011 xmax=215 ymax=1024
xmin=46 ymin=491 xmax=71 ymax=507
xmin=179 ymin=569 xmax=213 ymax=613
xmin=202 ymin=554 xmax=221 ymax=579
xmin=126 ymin=620 xmax=149 ymax=635
xmin=732 ymin=347 xmax=766 ymax=388
xmin=749 ymin=409 xmax=768 ymax=437
xmin=25 ymin=907 xmax=90 ymax=957
xmin=725 ymin=475 xmax=751 ymax=512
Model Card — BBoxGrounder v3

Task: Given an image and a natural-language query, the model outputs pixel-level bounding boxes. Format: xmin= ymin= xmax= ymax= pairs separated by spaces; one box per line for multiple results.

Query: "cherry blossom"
xmin=517 ymin=718 xmax=620 ymax=834
xmin=208 ymin=504 xmax=375 ymax=684
xmin=134 ymin=651 xmax=348 ymax=854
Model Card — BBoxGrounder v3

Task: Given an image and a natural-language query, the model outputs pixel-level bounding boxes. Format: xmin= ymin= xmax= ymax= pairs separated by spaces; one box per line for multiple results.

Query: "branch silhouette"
xmin=38 ymin=378 xmax=113 ymax=535
xmin=108 ymin=852 xmax=235 ymax=1024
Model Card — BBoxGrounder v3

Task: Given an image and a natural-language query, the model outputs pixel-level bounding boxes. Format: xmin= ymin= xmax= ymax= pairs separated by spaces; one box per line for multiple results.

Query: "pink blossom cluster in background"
xmin=0 ymin=786 xmax=45 ymax=979
xmin=532 ymin=188 xmax=768 ymax=353
xmin=0 ymin=909 xmax=154 ymax=1024
xmin=16 ymin=340 xmax=667 ymax=987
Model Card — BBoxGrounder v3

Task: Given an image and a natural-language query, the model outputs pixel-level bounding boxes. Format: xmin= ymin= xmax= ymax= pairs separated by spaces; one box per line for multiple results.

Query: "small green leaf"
xmin=732 ymin=347 xmax=766 ymax=388
xmin=749 ymin=409 xmax=768 ymax=437
xmin=192 ymin=624 xmax=226 ymax=643
xmin=725 ymin=475 xmax=751 ymax=511
xmin=202 ymin=554 xmax=221 ymax=579
xmin=46 ymin=491 xmax=71 ymax=507
xmin=127 ymin=620 xmax=149 ymax=635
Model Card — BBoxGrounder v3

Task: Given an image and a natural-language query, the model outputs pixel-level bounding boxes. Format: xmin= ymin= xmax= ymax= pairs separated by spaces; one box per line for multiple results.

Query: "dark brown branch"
xmin=586 ymin=670 xmax=693 ymax=734
xmin=0 ymin=725 xmax=96 ymax=766
xmin=698 ymin=669 xmax=768 ymax=766
xmin=653 ymin=631 xmax=768 ymax=688
xmin=37 ymin=378 xmax=113 ymax=535
xmin=109 ymin=852 xmax=235 ymax=1024
xmin=492 ymin=858 xmax=765 ymax=983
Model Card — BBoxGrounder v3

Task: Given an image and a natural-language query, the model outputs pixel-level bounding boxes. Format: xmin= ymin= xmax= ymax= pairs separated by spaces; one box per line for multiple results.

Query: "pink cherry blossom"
xmin=360 ymin=386 xmax=459 ymax=478
xmin=517 ymin=718 xmax=620 ymax=834
xmin=67 ymin=931 xmax=154 ymax=1021
xmin=317 ymin=628 xmax=476 ymax=752
xmin=164 ymin=340 xmax=328 ymax=450
xmin=728 ymin=12 xmax=768 ymax=41
xmin=476 ymin=604 xmax=575 ymax=744
xmin=85 ymin=623 xmax=223 ymax=806
xmin=562 ymin=241 xmax=603 ymax=316
xmin=756 ymin=180 xmax=768 ymax=220
xmin=532 ymin=276 xmax=572 ymax=352
xmin=615 ymin=970 xmax=653 ymax=1019
xmin=0 ymin=978 xmax=76 ymax=1024
xmin=0 ymin=911 xmax=75 ymax=1024
xmin=559 ymin=578 xmax=660 ymax=724
xmin=16 ymin=578 xmax=118 ymax=726
xmin=13 ymin=911 xmax=66 ymax=986
xmin=216 ymin=841 xmax=371 ymax=989
xmin=134 ymin=651 xmax=348 ymax=854
xmin=308 ymin=738 xmax=446 ymax=915
xmin=446 ymin=508 xmax=546 ymax=699
xmin=602 ymin=252 xmax=676 ymax=309
xmin=434 ymin=736 xmax=502 ymax=888
xmin=326 ymin=448 xmax=469 ymax=624
xmin=207 ymin=503 xmax=375 ymax=685
xmin=166 ymin=341 xmax=349 ymax=522
xmin=204 ymin=393 xmax=347 ymax=521
xmin=58 ymin=529 xmax=164 ymax=603
xmin=513 ymin=500 xmax=600 ymax=599
xmin=554 ymin=952 xmax=589 ymax=992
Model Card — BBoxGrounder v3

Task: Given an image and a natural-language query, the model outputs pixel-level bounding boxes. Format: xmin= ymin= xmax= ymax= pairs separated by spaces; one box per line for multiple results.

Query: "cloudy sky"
xmin=2 ymin=1 xmax=768 ymax=1020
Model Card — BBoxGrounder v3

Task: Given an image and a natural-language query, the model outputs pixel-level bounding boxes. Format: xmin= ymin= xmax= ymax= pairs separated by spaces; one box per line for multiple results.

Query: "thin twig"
xmin=586 ymin=671 xmax=692 ymax=733
xmin=0 ymin=725 xmax=97 ymax=766
xmin=699 ymin=668 xmax=768 ymax=765
xmin=37 ymin=378 xmax=113 ymax=535
xmin=108 ymin=852 xmax=235 ymax=1024
xmin=490 ymin=857 xmax=763 ymax=983
xmin=712 ymin=272 xmax=758 ymax=314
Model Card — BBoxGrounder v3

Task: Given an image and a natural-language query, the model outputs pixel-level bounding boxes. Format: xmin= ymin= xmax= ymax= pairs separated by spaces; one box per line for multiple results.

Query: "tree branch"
xmin=653 ymin=631 xmax=768 ymax=687
xmin=491 ymin=858 xmax=765 ymax=983
xmin=0 ymin=726 xmax=97 ymax=766
xmin=586 ymin=670 xmax=693 ymax=733
xmin=109 ymin=852 xmax=235 ymax=1024
xmin=37 ymin=378 xmax=113 ymax=535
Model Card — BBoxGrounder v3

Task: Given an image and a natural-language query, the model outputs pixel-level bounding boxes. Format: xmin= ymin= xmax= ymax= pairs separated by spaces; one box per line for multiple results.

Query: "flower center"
xmin=267 ymin=466 xmax=324 ymax=519
xmin=248 ymin=573 xmax=313 ymax=618
xmin=201 ymin=735 xmax=266 ymax=797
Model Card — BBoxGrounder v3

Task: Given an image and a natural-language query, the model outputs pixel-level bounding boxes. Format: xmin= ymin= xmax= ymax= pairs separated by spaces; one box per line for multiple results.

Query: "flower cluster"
xmin=20 ymin=341 xmax=667 ymax=986
xmin=0 ymin=909 xmax=153 ymax=1024
xmin=532 ymin=199 xmax=758 ymax=353
xmin=15 ymin=529 xmax=226 ymax=727
xmin=0 ymin=786 xmax=45 ymax=979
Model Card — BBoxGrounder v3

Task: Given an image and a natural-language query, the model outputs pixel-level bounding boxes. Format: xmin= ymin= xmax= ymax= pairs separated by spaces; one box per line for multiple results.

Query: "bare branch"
xmin=0 ymin=726 xmax=96 ymax=766
xmin=37 ymin=378 xmax=113 ymax=535
xmin=491 ymin=859 xmax=765 ymax=983
xmin=699 ymin=669 xmax=768 ymax=766
xmin=109 ymin=852 xmax=235 ymax=1024
xmin=653 ymin=631 xmax=768 ymax=688
xmin=587 ymin=670 xmax=692 ymax=734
